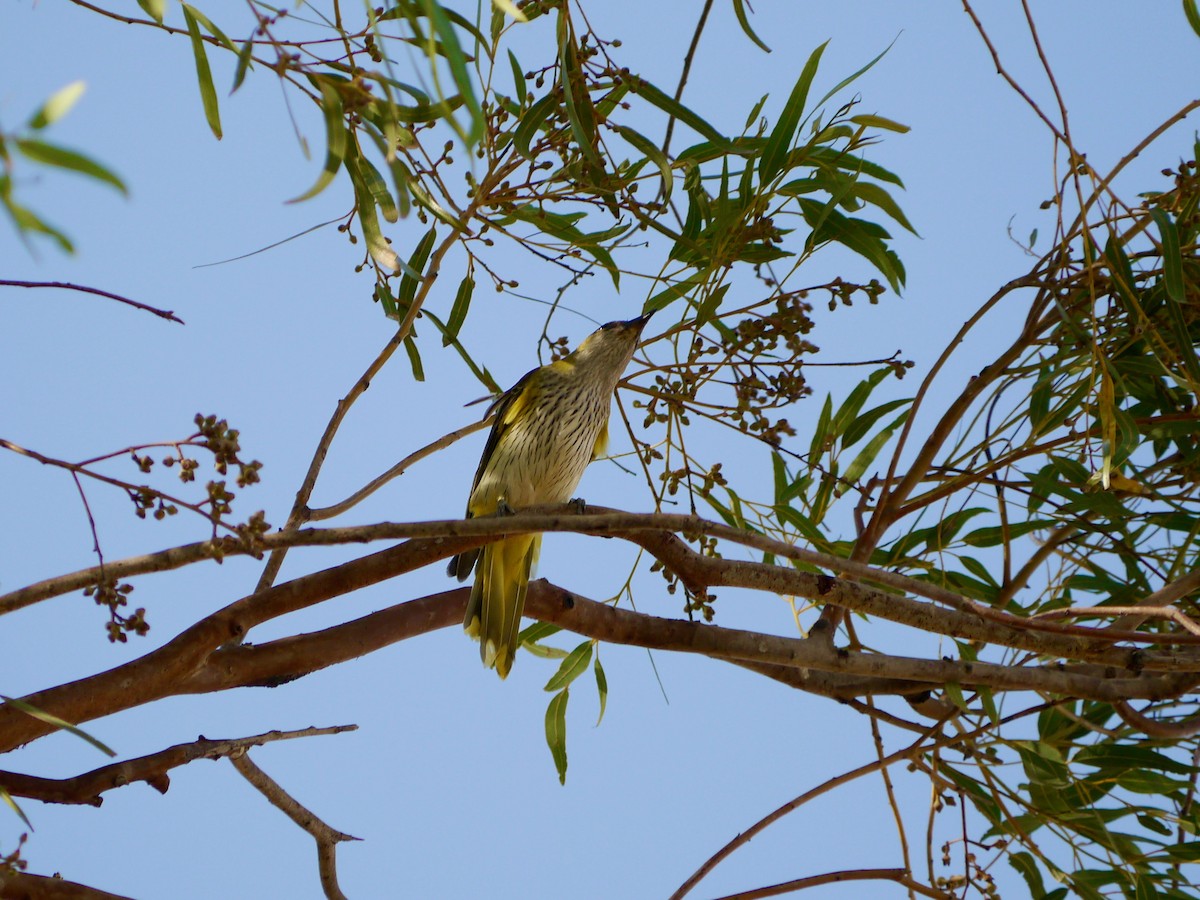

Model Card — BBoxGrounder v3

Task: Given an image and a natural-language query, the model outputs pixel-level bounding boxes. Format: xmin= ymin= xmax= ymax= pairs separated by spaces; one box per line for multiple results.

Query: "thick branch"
xmin=0 ymin=871 xmax=133 ymax=900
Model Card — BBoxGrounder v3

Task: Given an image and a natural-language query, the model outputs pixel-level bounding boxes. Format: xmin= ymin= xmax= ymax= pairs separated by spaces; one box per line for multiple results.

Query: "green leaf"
xmin=359 ymin=156 xmax=399 ymax=223
xmin=289 ymin=79 xmax=346 ymax=203
xmin=799 ymin=199 xmax=905 ymax=291
xmin=731 ymin=0 xmax=771 ymax=52
xmin=616 ymin=124 xmax=673 ymax=202
xmin=397 ymin=226 xmax=438 ymax=310
xmin=345 ymin=149 xmax=400 ymax=271
xmin=513 ymin=93 xmax=559 ymax=160
xmin=961 ymin=518 xmax=1053 ymax=548
xmin=1185 ymin=0 xmax=1200 ymax=38
xmin=1 ymin=190 xmax=74 ymax=252
xmin=182 ymin=4 xmax=222 ymax=140
xmin=545 ymin=687 xmax=569 ymax=784
xmin=137 ymin=0 xmax=166 ymax=25
xmin=1075 ymin=744 xmax=1196 ymax=775
xmin=1 ymin=695 xmax=115 ymax=757
xmin=403 ymin=335 xmax=425 ymax=381
xmin=375 ymin=283 xmax=398 ymax=318
xmin=1008 ymin=852 xmax=1047 ymax=898
xmin=28 ymin=81 xmax=86 ymax=130
xmin=442 ymin=274 xmax=474 ymax=345
xmin=849 ymin=181 xmax=916 ymax=235
xmin=520 ymin=621 xmax=561 ymax=644
xmin=0 ymin=785 xmax=32 ymax=830
xmin=182 ymin=4 xmax=234 ymax=51
xmin=809 ymin=393 xmax=833 ymax=458
xmin=507 ymin=49 xmax=527 ymax=107
xmin=849 ymin=113 xmax=909 ymax=134
xmin=593 ymin=654 xmax=608 ymax=726
xmin=1151 ymin=207 xmax=1185 ymax=302
xmin=842 ymin=397 xmax=911 ymax=448
xmin=760 ymin=41 xmax=828 ymax=183
xmin=15 ymin=140 xmax=126 ymax=195
xmin=556 ymin=13 xmax=603 ymax=170
xmin=831 ymin=367 xmax=892 ymax=441
xmin=545 ymin=641 xmax=593 ymax=692
xmin=232 ymin=38 xmax=256 ymax=94
xmin=418 ymin=0 xmax=483 ymax=145
xmin=628 ymin=77 xmax=736 ymax=150
xmin=840 ymin=409 xmax=907 ymax=489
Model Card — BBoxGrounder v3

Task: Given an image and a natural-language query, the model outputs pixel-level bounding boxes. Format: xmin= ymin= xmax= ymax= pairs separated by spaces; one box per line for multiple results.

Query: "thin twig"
xmin=1035 ymin=604 xmax=1200 ymax=636
xmin=0 ymin=279 xmax=183 ymax=324
xmin=710 ymin=868 xmax=949 ymax=900
xmin=669 ymin=706 xmax=1043 ymax=900
xmin=661 ymin=0 xmax=714 ymax=156
xmin=230 ymin=751 xmax=360 ymax=900
xmin=306 ymin=417 xmax=489 ymax=520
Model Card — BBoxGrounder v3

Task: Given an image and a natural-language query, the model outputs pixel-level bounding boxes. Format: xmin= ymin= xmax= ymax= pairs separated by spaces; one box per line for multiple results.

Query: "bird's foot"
xmin=568 ymin=497 xmax=588 ymax=515
xmin=496 ymin=498 xmax=516 ymax=517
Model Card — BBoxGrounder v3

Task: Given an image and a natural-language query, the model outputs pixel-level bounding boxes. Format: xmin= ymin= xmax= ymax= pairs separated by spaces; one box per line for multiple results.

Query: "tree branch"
xmin=230 ymin=751 xmax=359 ymax=900
xmin=0 ymin=725 xmax=355 ymax=806
xmin=0 ymin=870 xmax=134 ymax=900
xmin=0 ymin=280 xmax=183 ymax=324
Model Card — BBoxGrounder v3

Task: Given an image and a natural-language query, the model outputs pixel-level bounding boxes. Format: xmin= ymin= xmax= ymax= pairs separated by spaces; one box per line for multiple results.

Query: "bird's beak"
xmin=630 ymin=309 xmax=656 ymax=330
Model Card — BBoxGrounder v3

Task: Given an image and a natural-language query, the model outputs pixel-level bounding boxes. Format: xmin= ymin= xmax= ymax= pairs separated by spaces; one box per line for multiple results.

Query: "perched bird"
xmin=447 ymin=312 xmax=653 ymax=678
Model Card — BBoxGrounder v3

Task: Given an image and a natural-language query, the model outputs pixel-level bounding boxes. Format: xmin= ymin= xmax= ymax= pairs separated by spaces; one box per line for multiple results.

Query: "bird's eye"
xmin=600 ymin=321 xmax=619 ymax=331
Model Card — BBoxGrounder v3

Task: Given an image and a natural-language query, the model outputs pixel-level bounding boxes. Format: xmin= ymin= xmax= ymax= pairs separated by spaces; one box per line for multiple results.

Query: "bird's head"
xmin=571 ymin=311 xmax=654 ymax=374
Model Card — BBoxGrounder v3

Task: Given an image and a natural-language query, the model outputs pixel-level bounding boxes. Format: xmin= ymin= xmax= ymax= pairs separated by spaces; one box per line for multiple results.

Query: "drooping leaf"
xmin=544 ymin=641 xmax=593 ymax=692
xmin=443 ymin=274 xmax=474 ymax=345
xmin=616 ymin=124 xmax=674 ymax=202
xmin=1150 ymin=207 xmax=1185 ymax=302
xmin=593 ymin=655 xmax=608 ymax=726
xmin=403 ymin=335 xmax=425 ymax=381
xmin=545 ymin=688 xmax=569 ymax=784
xmin=397 ymin=226 xmax=438 ymax=310
xmin=628 ymin=77 xmax=736 ymax=150
xmin=182 ymin=4 xmax=222 ymax=139
xmin=731 ymin=0 xmax=770 ymax=52
xmin=15 ymin=140 xmax=126 ymax=195
xmin=289 ymin=78 xmax=346 ymax=203
xmin=1 ymin=695 xmax=115 ymax=757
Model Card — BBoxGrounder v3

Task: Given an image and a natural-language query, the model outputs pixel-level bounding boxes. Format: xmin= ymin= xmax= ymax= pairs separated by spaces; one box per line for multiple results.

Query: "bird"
xmin=447 ymin=312 xmax=653 ymax=678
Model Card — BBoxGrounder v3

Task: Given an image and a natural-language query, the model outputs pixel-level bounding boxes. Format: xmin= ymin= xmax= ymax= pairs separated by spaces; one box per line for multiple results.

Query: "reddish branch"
xmin=0 ymin=280 xmax=183 ymax=324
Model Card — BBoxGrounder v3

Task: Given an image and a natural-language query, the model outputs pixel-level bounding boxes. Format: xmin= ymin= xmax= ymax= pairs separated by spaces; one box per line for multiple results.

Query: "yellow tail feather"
xmin=464 ymin=534 xmax=540 ymax=679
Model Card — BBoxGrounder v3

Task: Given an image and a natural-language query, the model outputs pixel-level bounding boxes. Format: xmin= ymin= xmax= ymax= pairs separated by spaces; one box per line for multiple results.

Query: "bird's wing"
xmin=448 ymin=367 xmax=542 ymax=582
xmin=464 ymin=365 xmax=540 ymax=511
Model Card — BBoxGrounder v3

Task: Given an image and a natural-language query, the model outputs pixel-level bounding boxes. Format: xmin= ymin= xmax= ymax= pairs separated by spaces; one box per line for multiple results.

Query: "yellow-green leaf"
xmin=16 ymin=139 xmax=127 ymax=195
xmin=545 ymin=688 xmax=569 ymax=784
xmin=289 ymin=79 xmax=346 ymax=203
xmin=28 ymin=81 xmax=86 ymax=130
xmin=1 ymin=695 xmax=115 ymax=756
xmin=182 ymin=4 xmax=222 ymax=139
xmin=544 ymin=641 xmax=593 ymax=692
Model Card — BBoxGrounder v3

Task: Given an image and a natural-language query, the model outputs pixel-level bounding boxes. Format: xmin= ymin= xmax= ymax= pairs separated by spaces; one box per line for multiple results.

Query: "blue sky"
xmin=3 ymin=2 xmax=1199 ymax=898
